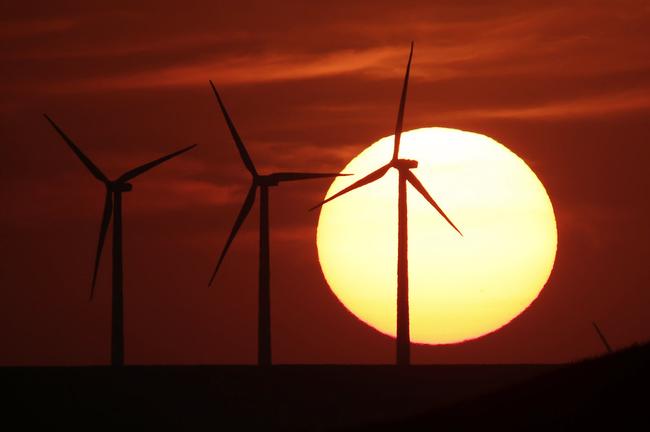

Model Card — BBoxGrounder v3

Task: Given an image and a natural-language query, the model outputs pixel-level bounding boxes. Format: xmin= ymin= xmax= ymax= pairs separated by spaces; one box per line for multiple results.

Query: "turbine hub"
xmin=393 ymin=159 xmax=418 ymax=170
xmin=256 ymin=175 xmax=280 ymax=187
xmin=108 ymin=182 xmax=133 ymax=192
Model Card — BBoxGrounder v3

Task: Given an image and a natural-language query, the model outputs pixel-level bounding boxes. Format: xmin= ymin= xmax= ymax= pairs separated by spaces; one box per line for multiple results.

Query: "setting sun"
xmin=316 ymin=127 xmax=557 ymax=345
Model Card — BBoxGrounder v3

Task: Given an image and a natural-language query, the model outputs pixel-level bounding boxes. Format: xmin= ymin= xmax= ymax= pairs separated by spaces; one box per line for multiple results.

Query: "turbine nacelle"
xmin=392 ymin=159 xmax=418 ymax=170
xmin=255 ymin=175 xmax=280 ymax=187
xmin=107 ymin=182 xmax=133 ymax=192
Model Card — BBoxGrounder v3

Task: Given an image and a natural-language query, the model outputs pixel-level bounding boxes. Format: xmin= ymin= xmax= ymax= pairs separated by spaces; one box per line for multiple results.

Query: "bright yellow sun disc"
xmin=316 ymin=127 xmax=557 ymax=345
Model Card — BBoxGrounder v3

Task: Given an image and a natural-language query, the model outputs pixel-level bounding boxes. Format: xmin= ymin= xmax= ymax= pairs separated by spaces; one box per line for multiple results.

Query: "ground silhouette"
xmin=4 ymin=343 xmax=648 ymax=430
xmin=354 ymin=342 xmax=649 ymax=431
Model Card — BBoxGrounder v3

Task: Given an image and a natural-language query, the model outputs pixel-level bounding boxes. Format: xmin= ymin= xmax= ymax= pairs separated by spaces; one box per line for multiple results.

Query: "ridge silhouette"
xmin=6 ymin=343 xmax=648 ymax=429
xmin=44 ymin=114 xmax=196 ymax=367
xmin=310 ymin=42 xmax=463 ymax=366
xmin=207 ymin=81 xmax=349 ymax=366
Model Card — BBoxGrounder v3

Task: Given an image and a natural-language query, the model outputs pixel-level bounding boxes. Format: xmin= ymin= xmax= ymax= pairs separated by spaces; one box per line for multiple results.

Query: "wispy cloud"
xmin=134 ymin=179 xmax=241 ymax=210
xmin=37 ymin=37 xmax=542 ymax=94
xmin=6 ymin=1 xmax=648 ymax=100
xmin=47 ymin=47 xmax=401 ymax=92
xmin=245 ymin=141 xmax=355 ymax=172
xmin=440 ymin=88 xmax=650 ymax=120
xmin=0 ymin=17 xmax=76 ymax=39
xmin=557 ymin=203 xmax=638 ymax=250
xmin=9 ymin=31 xmax=247 ymax=60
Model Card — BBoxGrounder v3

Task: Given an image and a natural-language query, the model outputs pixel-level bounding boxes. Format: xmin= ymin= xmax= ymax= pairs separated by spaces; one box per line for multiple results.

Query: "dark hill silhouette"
xmin=2 ymin=343 xmax=647 ymax=430
xmin=354 ymin=342 xmax=649 ymax=431
xmin=2 ymin=363 xmax=554 ymax=429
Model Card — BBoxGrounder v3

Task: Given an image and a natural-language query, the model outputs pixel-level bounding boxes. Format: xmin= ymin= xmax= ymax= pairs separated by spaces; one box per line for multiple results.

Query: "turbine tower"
xmin=44 ymin=114 xmax=196 ymax=367
xmin=208 ymin=81 xmax=347 ymax=367
xmin=311 ymin=43 xmax=463 ymax=366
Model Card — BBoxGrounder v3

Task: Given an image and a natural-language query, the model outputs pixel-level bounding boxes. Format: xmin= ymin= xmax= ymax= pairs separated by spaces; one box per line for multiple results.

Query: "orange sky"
xmin=1 ymin=0 xmax=649 ymax=365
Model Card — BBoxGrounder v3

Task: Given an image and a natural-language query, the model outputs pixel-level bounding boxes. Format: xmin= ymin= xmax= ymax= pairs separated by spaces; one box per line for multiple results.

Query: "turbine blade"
xmin=273 ymin=172 xmax=351 ymax=183
xmin=405 ymin=171 xmax=463 ymax=236
xmin=117 ymin=144 xmax=197 ymax=182
xmin=392 ymin=42 xmax=414 ymax=161
xmin=90 ymin=189 xmax=113 ymax=300
xmin=209 ymin=183 xmax=257 ymax=286
xmin=209 ymin=81 xmax=257 ymax=176
xmin=592 ymin=322 xmax=613 ymax=353
xmin=309 ymin=164 xmax=390 ymax=211
xmin=43 ymin=114 xmax=108 ymax=183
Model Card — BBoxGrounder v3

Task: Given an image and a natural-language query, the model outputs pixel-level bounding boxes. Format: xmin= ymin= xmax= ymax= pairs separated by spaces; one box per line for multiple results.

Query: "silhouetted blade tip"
xmin=45 ymin=115 xmax=109 ymax=183
xmin=405 ymin=171 xmax=463 ymax=236
xmin=116 ymin=144 xmax=196 ymax=182
xmin=209 ymin=86 xmax=258 ymax=176
xmin=90 ymin=189 xmax=112 ymax=300
xmin=209 ymin=184 xmax=257 ymax=283
xmin=273 ymin=172 xmax=353 ymax=183
xmin=209 ymin=80 xmax=219 ymax=94
xmin=307 ymin=164 xmax=390 ymax=211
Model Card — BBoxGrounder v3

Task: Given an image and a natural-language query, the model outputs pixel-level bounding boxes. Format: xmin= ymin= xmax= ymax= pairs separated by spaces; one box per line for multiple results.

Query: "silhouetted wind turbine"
xmin=44 ymin=114 xmax=196 ymax=367
xmin=310 ymin=42 xmax=463 ymax=366
xmin=208 ymin=81 xmax=347 ymax=367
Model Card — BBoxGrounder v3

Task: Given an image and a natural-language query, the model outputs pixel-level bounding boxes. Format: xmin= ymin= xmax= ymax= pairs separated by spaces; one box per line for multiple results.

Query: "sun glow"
xmin=316 ymin=128 xmax=557 ymax=344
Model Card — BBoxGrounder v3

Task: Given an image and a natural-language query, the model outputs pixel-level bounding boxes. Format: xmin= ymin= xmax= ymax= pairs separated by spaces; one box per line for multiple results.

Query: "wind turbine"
xmin=310 ymin=42 xmax=463 ymax=366
xmin=44 ymin=114 xmax=196 ymax=367
xmin=207 ymin=81 xmax=347 ymax=367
